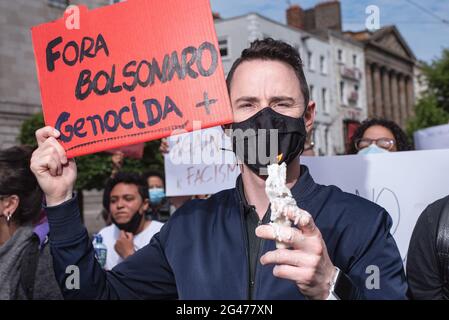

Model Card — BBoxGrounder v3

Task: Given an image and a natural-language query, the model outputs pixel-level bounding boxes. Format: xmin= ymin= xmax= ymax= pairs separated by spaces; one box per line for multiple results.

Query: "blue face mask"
xmin=357 ymin=144 xmax=389 ymax=155
xmin=149 ymin=188 xmax=165 ymax=205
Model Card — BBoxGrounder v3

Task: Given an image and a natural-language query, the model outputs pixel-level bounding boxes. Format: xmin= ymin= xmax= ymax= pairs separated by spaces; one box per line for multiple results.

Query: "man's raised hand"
xmin=30 ymin=126 xmax=77 ymax=206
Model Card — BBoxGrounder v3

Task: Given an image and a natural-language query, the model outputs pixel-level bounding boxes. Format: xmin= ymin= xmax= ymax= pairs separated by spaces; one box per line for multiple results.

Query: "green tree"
xmin=407 ymin=48 xmax=449 ymax=140
xmin=19 ymin=112 xmax=164 ymax=191
xmin=424 ymin=48 xmax=449 ymax=113
xmin=406 ymin=94 xmax=449 ymax=139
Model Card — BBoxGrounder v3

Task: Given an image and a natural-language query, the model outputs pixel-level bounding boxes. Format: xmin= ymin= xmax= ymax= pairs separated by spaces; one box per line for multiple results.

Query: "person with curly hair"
xmin=348 ymin=118 xmax=412 ymax=155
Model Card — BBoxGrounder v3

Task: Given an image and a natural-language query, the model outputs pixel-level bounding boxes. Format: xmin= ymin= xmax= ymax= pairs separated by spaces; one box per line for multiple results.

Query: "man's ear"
xmin=141 ymin=198 xmax=150 ymax=213
xmin=304 ymin=101 xmax=316 ymax=134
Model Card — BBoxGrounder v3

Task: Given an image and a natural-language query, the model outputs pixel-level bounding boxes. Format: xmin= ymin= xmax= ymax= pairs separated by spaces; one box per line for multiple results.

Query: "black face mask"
xmin=231 ymin=107 xmax=307 ymax=175
xmin=111 ymin=211 xmax=143 ymax=234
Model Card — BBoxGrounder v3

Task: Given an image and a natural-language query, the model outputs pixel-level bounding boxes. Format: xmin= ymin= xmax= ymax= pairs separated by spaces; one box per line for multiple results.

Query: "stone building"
xmin=215 ymin=13 xmax=339 ymax=155
xmin=0 ymin=0 xmax=110 ymax=149
xmin=0 ymin=0 xmax=111 ymax=234
xmin=286 ymin=2 xmax=368 ymax=152
xmin=285 ymin=1 xmax=416 ymax=132
xmin=346 ymin=26 xmax=416 ymax=128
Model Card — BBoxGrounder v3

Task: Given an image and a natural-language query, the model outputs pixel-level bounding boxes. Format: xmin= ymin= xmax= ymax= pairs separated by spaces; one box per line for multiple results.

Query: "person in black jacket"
xmin=0 ymin=146 xmax=62 ymax=300
xmin=407 ymin=195 xmax=449 ymax=299
xmin=29 ymin=38 xmax=407 ymax=300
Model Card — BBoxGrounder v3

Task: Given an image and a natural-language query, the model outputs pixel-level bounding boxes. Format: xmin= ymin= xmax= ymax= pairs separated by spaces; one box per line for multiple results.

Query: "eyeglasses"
xmin=355 ymin=138 xmax=396 ymax=151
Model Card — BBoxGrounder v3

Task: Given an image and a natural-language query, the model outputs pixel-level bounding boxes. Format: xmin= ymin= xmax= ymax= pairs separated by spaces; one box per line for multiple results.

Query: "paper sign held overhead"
xmin=31 ymin=0 xmax=233 ymax=158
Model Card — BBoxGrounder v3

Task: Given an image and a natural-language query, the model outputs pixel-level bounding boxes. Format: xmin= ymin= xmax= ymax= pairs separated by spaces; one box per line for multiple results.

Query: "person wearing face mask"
xmin=96 ymin=172 xmax=163 ymax=270
xmin=30 ymin=38 xmax=406 ymax=300
xmin=142 ymin=171 xmax=171 ymax=222
xmin=348 ymin=118 xmax=412 ymax=155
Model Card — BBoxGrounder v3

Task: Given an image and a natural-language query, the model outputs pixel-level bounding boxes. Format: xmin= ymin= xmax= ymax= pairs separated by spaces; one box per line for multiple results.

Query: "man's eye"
xmin=125 ymin=197 xmax=134 ymax=201
xmin=274 ymin=102 xmax=291 ymax=108
xmin=239 ymin=103 xmax=253 ymax=109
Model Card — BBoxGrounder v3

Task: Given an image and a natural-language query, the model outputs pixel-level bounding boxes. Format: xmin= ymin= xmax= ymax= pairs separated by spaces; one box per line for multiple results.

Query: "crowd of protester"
xmin=1 ymin=115 xmax=447 ymax=299
xmin=1 ymin=37 xmax=448 ymax=300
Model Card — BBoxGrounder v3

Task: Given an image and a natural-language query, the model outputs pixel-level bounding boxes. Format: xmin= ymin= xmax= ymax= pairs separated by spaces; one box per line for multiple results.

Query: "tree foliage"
xmin=19 ymin=112 xmax=164 ymax=190
xmin=424 ymin=48 xmax=449 ymax=113
xmin=407 ymin=49 xmax=449 ymax=139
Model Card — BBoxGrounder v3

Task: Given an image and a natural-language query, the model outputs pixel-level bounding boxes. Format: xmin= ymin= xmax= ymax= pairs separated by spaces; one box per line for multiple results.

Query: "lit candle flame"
xmin=277 ymin=153 xmax=283 ymax=163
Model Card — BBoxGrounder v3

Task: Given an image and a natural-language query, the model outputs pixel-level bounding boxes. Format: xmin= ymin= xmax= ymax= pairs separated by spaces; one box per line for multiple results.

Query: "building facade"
xmin=0 ymin=0 xmax=111 ymax=233
xmin=328 ymin=31 xmax=367 ymax=152
xmin=215 ymin=13 xmax=341 ymax=155
xmin=0 ymin=0 xmax=110 ymax=149
xmin=285 ymin=0 xmax=416 ymax=144
xmin=346 ymin=26 xmax=416 ymax=128
xmin=285 ymin=2 xmax=369 ymax=154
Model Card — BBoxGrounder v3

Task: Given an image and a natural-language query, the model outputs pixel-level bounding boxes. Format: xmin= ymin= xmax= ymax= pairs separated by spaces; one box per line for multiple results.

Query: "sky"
xmin=210 ymin=0 xmax=449 ymax=63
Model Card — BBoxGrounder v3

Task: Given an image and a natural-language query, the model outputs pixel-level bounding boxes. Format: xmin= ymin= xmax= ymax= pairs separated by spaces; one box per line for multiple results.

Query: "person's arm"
xmin=110 ymin=151 xmax=124 ymax=178
xmin=407 ymin=201 xmax=443 ymax=299
xmin=46 ymin=195 xmax=177 ymax=299
xmin=346 ymin=210 xmax=408 ymax=299
xmin=31 ymin=127 xmax=177 ymax=299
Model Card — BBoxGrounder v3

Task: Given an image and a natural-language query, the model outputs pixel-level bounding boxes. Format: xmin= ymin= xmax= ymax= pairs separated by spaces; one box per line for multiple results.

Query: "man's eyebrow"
xmin=269 ymin=96 xmax=295 ymax=103
xmin=234 ymin=96 xmax=259 ymax=104
xmin=234 ymin=96 xmax=296 ymax=104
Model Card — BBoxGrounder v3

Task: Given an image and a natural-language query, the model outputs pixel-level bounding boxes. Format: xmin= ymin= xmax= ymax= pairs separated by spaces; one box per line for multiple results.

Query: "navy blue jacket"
xmin=45 ymin=166 xmax=407 ymax=299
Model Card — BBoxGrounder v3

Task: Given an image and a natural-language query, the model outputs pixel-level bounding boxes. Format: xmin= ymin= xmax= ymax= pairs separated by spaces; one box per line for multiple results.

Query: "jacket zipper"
xmin=239 ymin=203 xmax=251 ymax=300
xmin=252 ymin=219 xmax=265 ymax=300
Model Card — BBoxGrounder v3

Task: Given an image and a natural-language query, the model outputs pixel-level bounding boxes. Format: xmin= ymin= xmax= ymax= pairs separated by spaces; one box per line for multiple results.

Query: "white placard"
xmin=302 ymin=150 xmax=449 ymax=261
xmin=414 ymin=123 xmax=449 ymax=150
xmin=165 ymin=134 xmax=449 ymax=261
xmin=164 ymin=126 xmax=240 ymax=196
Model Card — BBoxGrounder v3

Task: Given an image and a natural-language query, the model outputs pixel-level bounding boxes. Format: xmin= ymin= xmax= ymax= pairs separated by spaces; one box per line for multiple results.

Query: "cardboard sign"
xmin=31 ymin=0 xmax=233 ymax=158
xmin=105 ymin=142 xmax=144 ymax=159
xmin=164 ymin=126 xmax=239 ymax=196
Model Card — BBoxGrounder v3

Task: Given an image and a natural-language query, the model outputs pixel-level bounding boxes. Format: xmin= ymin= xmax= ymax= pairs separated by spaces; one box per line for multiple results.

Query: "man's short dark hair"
xmin=103 ymin=172 xmax=149 ymax=210
xmin=226 ymin=38 xmax=310 ymax=108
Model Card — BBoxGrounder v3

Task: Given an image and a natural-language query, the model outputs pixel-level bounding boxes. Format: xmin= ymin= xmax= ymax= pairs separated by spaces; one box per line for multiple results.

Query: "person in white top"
xmin=96 ymin=172 xmax=163 ymax=270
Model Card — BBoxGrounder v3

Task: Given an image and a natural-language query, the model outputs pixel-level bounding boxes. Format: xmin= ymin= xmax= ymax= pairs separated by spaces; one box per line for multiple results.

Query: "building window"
xmin=319 ymin=55 xmax=326 ymax=74
xmin=310 ymin=84 xmax=315 ymax=101
xmin=307 ymin=51 xmax=314 ymax=71
xmin=324 ymin=127 xmax=330 ymax=155
xmin=322 ymin=88 xmax=329 ymax=114
xmin=340 ymin=81 xmax=345 ymax=105
xmin=353 ymin=54 xmax=357 ymax=67
xmin=337 ymin=49 xmax=343 ymax=63
xmin=218 ymin=38 xmax=229 ymax=58
xmin=48 ymin=0 xmax=69 ymax=8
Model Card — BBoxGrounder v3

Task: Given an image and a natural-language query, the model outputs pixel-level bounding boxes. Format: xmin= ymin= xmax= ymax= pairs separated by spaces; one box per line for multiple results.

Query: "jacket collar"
xmin=235 ymin=164 xmax=317 ymax=214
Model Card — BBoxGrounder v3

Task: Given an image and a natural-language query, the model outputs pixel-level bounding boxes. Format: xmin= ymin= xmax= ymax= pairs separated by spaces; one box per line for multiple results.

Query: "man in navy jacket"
xmin=30 ymin=38 xmax=407 ymax=300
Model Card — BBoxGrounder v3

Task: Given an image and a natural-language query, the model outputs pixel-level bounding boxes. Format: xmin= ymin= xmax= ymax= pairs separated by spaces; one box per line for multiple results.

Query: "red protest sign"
xmin=105 ymin=142 xmax=144 ymax=159
xmin=31 ymin=0 xmax=233 ymax=158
